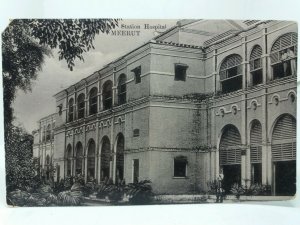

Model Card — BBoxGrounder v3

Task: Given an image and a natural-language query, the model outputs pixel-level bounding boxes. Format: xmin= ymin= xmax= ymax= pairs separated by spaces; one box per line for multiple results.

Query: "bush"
xmin=7 ymin=189 xmax=31 ymax=206
xmin=57 ymin=190 xmax=83 ymax=206
xmin=230 ymin=183 xmax=272 ymax=199
xmin=82 ymin=181 xmax=97 ymax=197
xmin=125 ymin=180 xmax=153 ymax=205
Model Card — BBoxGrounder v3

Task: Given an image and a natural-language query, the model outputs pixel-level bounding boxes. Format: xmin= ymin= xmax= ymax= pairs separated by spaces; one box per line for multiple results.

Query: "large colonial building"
xmin=37 ymin=20 xmax=297 ymax=196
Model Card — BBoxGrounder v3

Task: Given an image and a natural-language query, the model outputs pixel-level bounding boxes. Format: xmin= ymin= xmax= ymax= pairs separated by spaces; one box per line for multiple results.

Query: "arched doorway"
xmin=87 ymin=139 xmax=96 ymax=181
xmin=250 ymin=120 xmax=262 ymax=184
xmin=45 ymin=155 xmax=51 ymax=181
xmin=66 ymin=144 xmax=72 ymax=176
xmin=219 ymin=124 xmax=242 ymax=193
xmin=100 ymin=136 xmax=111 ymax=181
xmin=75 ymin=142 xmax=84 ymax=176
xmin=115 ymin=133 xmax=125 ymax=183
xmin=271 ymin=114 xmax=296 ymax=196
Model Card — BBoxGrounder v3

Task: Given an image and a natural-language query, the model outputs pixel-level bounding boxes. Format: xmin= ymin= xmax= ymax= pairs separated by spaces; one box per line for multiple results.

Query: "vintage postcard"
xmin=2 ymin=19 xmax=297 ymax=206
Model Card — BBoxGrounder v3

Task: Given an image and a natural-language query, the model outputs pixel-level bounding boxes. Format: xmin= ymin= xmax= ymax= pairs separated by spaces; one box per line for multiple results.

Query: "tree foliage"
xmin=2 ymin=19 xmax=119 ymax=127
xmin=5 ymin=125 xmax=35 ymax=192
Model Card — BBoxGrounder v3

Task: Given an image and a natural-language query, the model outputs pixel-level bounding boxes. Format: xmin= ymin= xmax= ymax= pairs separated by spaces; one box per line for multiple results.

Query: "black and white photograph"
xmin=2 ymin=18 xmax=298 ymax=206
xmin=1 ymin=1 xmax=300 ymax=225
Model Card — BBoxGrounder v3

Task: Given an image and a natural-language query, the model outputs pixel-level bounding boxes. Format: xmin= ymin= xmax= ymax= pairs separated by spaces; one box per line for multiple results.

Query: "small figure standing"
xmin=287 ymin=48 xmax=296 ymax=76
xmin=281 ymin=49 xmax=288 ymax=76
xmin=216 ymin=168 xmax=224 ymax=203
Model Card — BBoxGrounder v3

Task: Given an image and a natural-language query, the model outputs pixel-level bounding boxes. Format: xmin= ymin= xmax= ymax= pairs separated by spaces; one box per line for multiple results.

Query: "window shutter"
xmin=272 ymin=115 xmax=296 ymax=161
xmin=270 ymin=32 xmax=298 ymax=64
xmin=220 ymin=125 xmax=242 ymax=165
xmin=250 ymin=121 xmax=262 ymax=163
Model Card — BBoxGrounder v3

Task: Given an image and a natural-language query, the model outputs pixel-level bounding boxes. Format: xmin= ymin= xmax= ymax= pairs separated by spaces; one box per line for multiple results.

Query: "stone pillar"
xmin=95 ymin=122 xmax=99 ymax=183
xmin=112 ymin=152 xmax=117 ymax=183
xmin=97 ymin=153 xmax=101 ymax=183
xmin=260 ymin=26 xmax=269 ymax=83
xmin=246 ymin=146 xmax=251 ymax=186
xmin=213 ymin=49 xmax=220 ymax=92
xmin=99 ymin=92 xmax=103 ymax=111
xmin=112 ymin=86 xmax=117 ymax=106
xmin=241 ymin=149 xmax=247 ymax=186
xmin=242 ymin=36 xmax=247 ymax=89
xmin=215 ymin=149 xmax=219 ymax=179
xmin=240 ymin=92 xmax=247 ymax=186
xmin=261 ymin=143 xmax=268 ymax=185
xmin=266 ymin=143 xmax=273 ymax=187
xmin=84 ymin=155 xmax=88 ymax=182
xmin=247 ymin=63 xmax=252 ymax=87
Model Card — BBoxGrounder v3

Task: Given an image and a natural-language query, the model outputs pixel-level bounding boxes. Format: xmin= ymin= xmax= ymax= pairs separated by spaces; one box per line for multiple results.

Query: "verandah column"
xmin=241 ymin=35 xmax=248 ymax=186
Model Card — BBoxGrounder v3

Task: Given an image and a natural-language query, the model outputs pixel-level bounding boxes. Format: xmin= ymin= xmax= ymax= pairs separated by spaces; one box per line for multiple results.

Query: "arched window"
xmin=87 ymin=139 xmax=96 ymax=180
xmin=46 ymin=124 xmax=51 ymax=141
xmin=250 ymin=120 xmax=262 ymax=184
xmin=100 ymin=136 xmax=111 ymax=181
xmin=89 ymin=87 xmax=98 ymax=115
xmin=115 ymin=133 xmax=125 ymax=182
xmin=75 ymin=142 xmax=83 ymax=175
xmin=118 ymin=74 xmax=127 ymax=105
xmin=219 ymin=124 xmax=242 ymax=193
xmin=250 ymin=45 xmax=263 ymax=86
xmin=77 ymin=93 xmax=85 ymax=119
xmin=51 ymin=122 xmax=55 ymax=140
xmin=219 ymin=54 xmax=243 ymax=94
xmin=103 ymin=81 xmax=113 ymax=110
xmin=66 ymin=144 xmax=72 ymax=176
xmin=42 ymin=125 xmax=46 ymax=142
xmin=270 ymin=33 xmax=297 ymax=79
xmin=68 ymin=98 xmax=74 ymax=122
xmin=271 ymin=114 xmax=296 ymax=195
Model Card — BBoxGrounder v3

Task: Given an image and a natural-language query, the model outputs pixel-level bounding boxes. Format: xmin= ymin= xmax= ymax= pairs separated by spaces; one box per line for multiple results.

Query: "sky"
xmin=12 ymin=19 xmax=177 ymax=132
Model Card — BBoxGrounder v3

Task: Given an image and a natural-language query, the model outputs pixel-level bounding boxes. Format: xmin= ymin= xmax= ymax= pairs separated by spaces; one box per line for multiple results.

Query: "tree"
xmin=5 ymin=125 xmax=35 ymax=192
xmin=2 ymin=19 xmax=119 ymax=127
xmin=2 ymin=19 xmax=119 ymax=192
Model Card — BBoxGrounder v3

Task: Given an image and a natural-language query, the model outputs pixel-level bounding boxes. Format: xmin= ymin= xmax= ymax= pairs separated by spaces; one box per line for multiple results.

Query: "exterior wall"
xmin=150 ymin=44 xmax=205 ymax=96
xmin=32 ymin=114 xmax=56 ymax=180
xmin=148 ymin=103 xmax=204 ymax=148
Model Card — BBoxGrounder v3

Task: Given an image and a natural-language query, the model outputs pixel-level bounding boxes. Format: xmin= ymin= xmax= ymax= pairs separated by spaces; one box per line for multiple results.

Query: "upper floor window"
xmin=68 ymin=98 xmax=74 ymax=122
xmin=42 ymin=125 xmax=46 ymax=142
xmin=103 ymin=81 xmax=113 ymax=110
xmin=118 ymin=74 xmax=127 ymax=105
xmin=174 ymin=63 xmax=188 ymax=81
xmin=51 ymin=122 xmax=55 ymax=140
xmin=46 ymin=124 xmax=51 ymax=141
xmin=132 ymin=66 xmax=141 ymax=84
xmin=219 ymin=54 xmax=243 ymax=94
xmin=250 ymin=45 xmax=263 ymax=86
xmin=77 ymin=93 xmax=85 ymax=119
xmin=270 ymin=32 xmax=297 ymax=79
xmin=89 ymin=87 xmax=98 ymax=115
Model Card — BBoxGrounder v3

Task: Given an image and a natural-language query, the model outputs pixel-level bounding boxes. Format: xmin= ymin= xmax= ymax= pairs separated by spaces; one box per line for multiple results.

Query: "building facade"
xmin=32 ymin=114 xmax=56 ymax=181
xmin=50 ymin=20 xmax=297 ymax=196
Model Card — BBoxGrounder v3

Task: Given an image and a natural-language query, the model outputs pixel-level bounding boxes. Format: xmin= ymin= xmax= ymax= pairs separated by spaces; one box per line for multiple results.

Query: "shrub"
xmin=125 ymin=180 xmax=154 ymax=205
xmin=7 ymin=189 xmax=31 ymax=206
xmin=37 ymin=184 xmax=53 ymax=199
xmin=82 ymin=181 xmax=97 ymax=197
xmin=230 ymin=183 xmax=272 ymax=199
xmin=57 ymin=190 xmax=83 ymax=206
